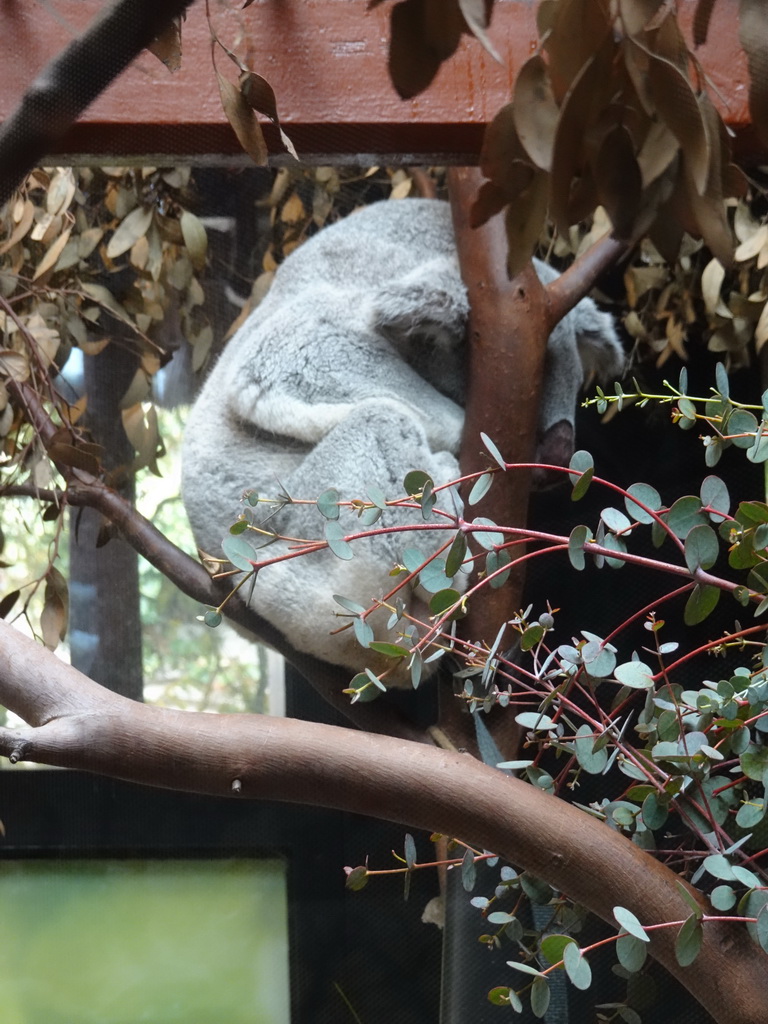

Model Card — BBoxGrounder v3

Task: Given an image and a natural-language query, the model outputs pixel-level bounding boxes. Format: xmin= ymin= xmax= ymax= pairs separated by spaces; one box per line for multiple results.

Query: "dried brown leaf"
xmin=701 ymin=257 xmax=727 ymax=315
xmin=122 ymin=403 xmax=162 ymax=474
xmin=505 ymin=170 xmax=549 ymax=277
xmin=735 ymin=224 xmax=768 ymax=262
xmin=0 ymin=350 xmax=29 ymax=382
xmin=106 ymin=205 xmax=153 ymax=260
xmin=179 ymin=210 xmax=208 ymax=271
xmin=47 ymin=442 xmax=101 ymax=475
xmin=513 ymin=55 xmax=559 ymax=172
xmin=147 ymin=17 xmax=182 ymax=71
xmin=479 ymin=104 xmax=527 ymax=183
xmin=740 ymin=0 xmax=768 ymax=148
xmin=216 ymin=70 xmax=268 ymax=166
xmin=647 ymin=54 xmax=709 ymax=195
xmin=636 ymin=118 xmax=679 ymax=188
xmin=593 ymin=124 xmax=642 ymax=239
xmin=25 ymin=312 xmax=60 ymax=369
xmin=41 ymin=567 xmax=68 ymax=652
xmin=46 ymin=169 xmax=76 ymax=217
xmin=238 ymin=71 xmax=298 ymax=159
xmin=755 ymin=299 xmax=768 ymax=351
xmin=544 ymin=0 xmax=612 ymax=100
xmin=33 ymin=225 xmax=73 ymax=281
xmin=119 ymin=369 xmax=151 ymax=410
xmin=617 ymin=0 xmax=666 ymax=38
xmin=469 ymin=180 xmax=508 ymax=228
xmin=550 ymin=41 xmax=614 ymax=233
xmin=458 ymin=0 xmax=501 ymax=62
xmin=0 ymin=199 xmax=34 ymax=255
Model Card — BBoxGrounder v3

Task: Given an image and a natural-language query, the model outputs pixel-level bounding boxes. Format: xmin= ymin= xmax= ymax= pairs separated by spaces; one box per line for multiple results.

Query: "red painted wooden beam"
xmin=0 ymin=0 xmax=755 ymax=160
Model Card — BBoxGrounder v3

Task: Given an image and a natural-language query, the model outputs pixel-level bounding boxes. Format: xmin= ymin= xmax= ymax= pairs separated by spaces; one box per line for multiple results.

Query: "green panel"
xmin=0 ymin=858 xmax=289 ymax=1024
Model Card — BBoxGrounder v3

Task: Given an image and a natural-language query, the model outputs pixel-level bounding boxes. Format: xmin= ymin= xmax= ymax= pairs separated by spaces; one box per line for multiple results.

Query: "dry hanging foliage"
xmin=474 ymin=0 xmax=759 ymax=275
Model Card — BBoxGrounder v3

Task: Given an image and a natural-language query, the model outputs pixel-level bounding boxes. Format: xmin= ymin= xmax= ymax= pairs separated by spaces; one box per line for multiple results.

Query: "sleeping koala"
xmin=181 ymin=198 xmax=623 ymax=683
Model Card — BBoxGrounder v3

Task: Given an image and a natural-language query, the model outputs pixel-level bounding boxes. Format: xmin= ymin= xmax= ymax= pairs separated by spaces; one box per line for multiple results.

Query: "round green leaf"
xmin=613 ymin=906 xmax=649 ymax=941
xmin=481 ymin=432 xmax=506 ymax=470
xmin=568 ymin=524 xmax=590 ymax=570
xmin=700 ymin=474 xmax=730 ymax=522
xmin=684 ymin=524 xmax=720 ymax=572
xmin=428 ymin=588 xmax=463 ymax=616
xmin=468 ymin=472 xmax=493 ymax=506
xmin=325 ymin=520 xmax=354 ymax=560
xmin=728 ymin=408 xmax=758 ymax=448
xmin=515 ymin=712 xmax=557 ymax=731
xmin=530 ymin=976 xmax=550 ymax=1019
xmin=614 ymin=661 xmax=655 ymax=689
xmin=624 ymin=482 xmax=662 ymax=524
xmin=710 ymin=885 xmax=736 ymax=911
xmin=403 ymin=470 xmax=432 ymax=496
xmin=472 ymin=517 xmax=505 ymax=549
xmin=353 ymin=617 xmax=374 ymax=648
xmin=601 ymin=507 xmax=632 ymax=533
xmin=486 ymin=548 xmax=512 ymax=587
xmin=666 ymin=495 xmax=706 ymax=538
xmin=540 ymin=934 xmax=573 ymax=966
xmin=316 ymin=487 xmax=340 ymax=520
xmin=675 ymin=914 xmax=703 ymax=967
xmin=563 ymin=942 xmax=592 ymax=990
xmin=574 ymin=724 xmax=608 ymax=774
xmin=445 ymin=531 xmax=468 ymax=578
xmin=641 ymin=791 xmax=668 ymax=829
xmin=569 ymin=450 xmax=594 ymax=500
xmin=221 ymin=533 xmax=258 ymax=572
xmin=684 ymin=583 xmax=720 ymax=625
xmin=616 ymin=933 xmax=648 ymax=973
xmin=368 ymin=641 xmax=410 ymax=659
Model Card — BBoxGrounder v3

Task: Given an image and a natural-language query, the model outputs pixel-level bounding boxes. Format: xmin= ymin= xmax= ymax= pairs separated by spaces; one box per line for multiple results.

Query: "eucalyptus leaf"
xmin=530 ymin=976 xmax=550 ymax=1018
xmin=221 ymin=533 xmax=259 ymax=572
xmin=684 ymin=524 xmax=720 ymax=572
xmin=468 ymin=472 xmax=493 ymax=505
xmin=325 ymin=520 xmax=354 ymax=560
xmin=675 ymin=914 xmax=703 ymax=966
xmin=316 ymin=487 xmax=340 ymax=520
xmin=569 ymin=450 xmax=594 ymax=500
xmin=562 ymin=942 xmax=592 ymax=990
xmin=480 ymin=432 xmax=506 ymax=470
xmin=684 ymin=584 xmax=720 ymax=625
xmin=616 ymin=933 xmax=648 ymax=973
xmin=613 ymin=906 xmax=649 ymax=941
xmin=568 ymin=524 xmax=590 ymax=570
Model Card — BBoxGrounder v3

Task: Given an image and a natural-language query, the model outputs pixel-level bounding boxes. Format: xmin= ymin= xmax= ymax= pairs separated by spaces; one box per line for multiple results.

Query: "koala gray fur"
xmin=182 ymin=198 xmax=623 ymax=683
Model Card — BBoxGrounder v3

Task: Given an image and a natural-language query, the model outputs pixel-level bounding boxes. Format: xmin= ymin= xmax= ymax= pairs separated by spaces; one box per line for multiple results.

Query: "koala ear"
xmin=369 ymin=258 xmax=469 ymax=348
xmin=573 ymin=299 xmax=625 ymax=381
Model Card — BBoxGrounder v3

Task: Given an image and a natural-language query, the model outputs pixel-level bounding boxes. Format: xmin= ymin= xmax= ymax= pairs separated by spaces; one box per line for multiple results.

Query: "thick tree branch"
xmin=0 ymin=620 xmax=766 ymax=1024
xmin=0 ymin=0 xmax=195 ymax=207
xmin=3 ymin=379 xmax=427 ymax=742
xmin=447 ymin=168 xmax=549 ymax=755
xmin=545 ymin=233 xmax=629 ymax=328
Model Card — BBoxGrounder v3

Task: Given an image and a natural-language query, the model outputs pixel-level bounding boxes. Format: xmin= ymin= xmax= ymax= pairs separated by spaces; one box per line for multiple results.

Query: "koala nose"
xmin=532 ymin=419 xmax=574 ymax=488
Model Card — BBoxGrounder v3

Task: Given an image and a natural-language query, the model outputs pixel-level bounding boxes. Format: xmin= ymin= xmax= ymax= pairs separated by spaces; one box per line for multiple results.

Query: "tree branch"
xmin=545 ymin=232 xmax=629 ymax=328
xmin=447 ymin=167 xmax=549 ymax=757
xmin=0 ymin=619 xmax=766 ymax=1024
xmin=0 ymin=0 xmax=195 ymax=207
xmin=4 ymin=379 xmax=428 ymax=743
